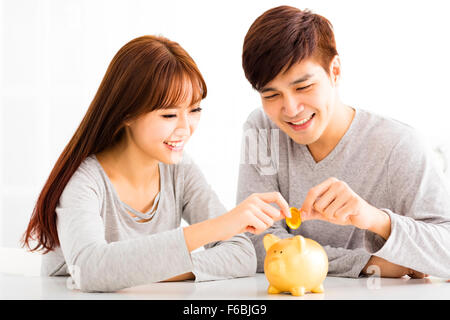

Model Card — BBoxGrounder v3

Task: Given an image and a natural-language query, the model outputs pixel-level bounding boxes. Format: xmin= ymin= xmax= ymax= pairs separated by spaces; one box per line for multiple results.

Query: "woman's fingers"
xmin=251 ymin=206 xmax=274 ymax=228
xmin=244 ymin=209 xmax=272 ymax=234
xmin=255 ymin=192 xmax=290 ymax=218
xmin=238 ymin=192 xmax=290 ymax=234
xmin=253 ymin=196 xmax=284 ymax=221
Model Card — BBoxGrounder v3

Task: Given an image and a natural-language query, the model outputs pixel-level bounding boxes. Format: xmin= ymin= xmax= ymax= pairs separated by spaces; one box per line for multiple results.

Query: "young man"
xmin=237 ymin=5 xmax=450 ymax=278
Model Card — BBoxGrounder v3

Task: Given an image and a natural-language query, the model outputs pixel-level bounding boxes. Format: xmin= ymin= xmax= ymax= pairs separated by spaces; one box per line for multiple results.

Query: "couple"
xmin=22 ymin=6 xmax=450 ymax=292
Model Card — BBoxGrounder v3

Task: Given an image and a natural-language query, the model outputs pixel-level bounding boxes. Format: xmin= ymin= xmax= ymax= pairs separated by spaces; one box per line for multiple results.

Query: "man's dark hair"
xmin=242 ymin=6 xmax=338 ymax=91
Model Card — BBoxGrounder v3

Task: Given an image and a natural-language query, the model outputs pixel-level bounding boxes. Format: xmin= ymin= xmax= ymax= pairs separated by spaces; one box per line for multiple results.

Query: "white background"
xmin=1 ymin=0 xmax=450 ymax=270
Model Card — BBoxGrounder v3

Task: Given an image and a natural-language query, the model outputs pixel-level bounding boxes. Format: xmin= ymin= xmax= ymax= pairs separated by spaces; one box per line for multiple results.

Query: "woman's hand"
xmin=220 ymin=192 xmax=291 ymax=238
xmin=183 ymin=192 xmax=290 ymax=252
xmin=362 ymin=256 xmax=428 ymax=279
xmin=300 ymin=177 xmax=392 ymax=239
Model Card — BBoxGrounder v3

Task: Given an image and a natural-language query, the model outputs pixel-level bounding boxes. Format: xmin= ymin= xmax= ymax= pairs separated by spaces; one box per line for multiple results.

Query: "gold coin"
xmin=286 ymin=207 xmax=302 ymax=229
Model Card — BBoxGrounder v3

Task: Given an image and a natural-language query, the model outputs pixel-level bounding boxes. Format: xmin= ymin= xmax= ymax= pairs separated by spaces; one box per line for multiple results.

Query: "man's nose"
xmin=282 ymin=96 xmax=304 ymax=118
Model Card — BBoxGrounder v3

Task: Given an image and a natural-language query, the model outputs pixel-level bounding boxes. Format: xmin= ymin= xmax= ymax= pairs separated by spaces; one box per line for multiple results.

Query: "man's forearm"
xmin=162 ymin=272 xmax=195 ymax=282
xmin=367 ymin=208 xmax=392 ymax=240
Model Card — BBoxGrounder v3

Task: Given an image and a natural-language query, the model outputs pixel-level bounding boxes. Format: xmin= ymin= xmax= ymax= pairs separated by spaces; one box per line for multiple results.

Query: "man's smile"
xmin=286 ymin=113 xmax=315 ymax=131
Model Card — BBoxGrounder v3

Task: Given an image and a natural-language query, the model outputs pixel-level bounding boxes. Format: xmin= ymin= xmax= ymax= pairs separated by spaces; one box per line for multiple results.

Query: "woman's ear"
xmin=124 ymin=118 xmax=133 ymax=127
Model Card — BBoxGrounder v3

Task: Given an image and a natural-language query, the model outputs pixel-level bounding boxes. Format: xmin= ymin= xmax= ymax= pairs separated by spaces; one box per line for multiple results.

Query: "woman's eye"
xmin=191 ymin=107 xmax=202 ymax=113
xmin=162 ymin=114 xmax=177 ymax=118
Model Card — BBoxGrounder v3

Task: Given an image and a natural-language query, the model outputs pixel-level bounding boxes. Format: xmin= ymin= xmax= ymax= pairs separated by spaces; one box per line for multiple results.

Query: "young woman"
xmin=22 ymin=35 xmax=291 ymax=292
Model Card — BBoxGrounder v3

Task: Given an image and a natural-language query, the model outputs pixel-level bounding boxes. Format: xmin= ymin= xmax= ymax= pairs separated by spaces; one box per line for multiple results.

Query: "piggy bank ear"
xmin=263 ymin=234 xmax=280 ymax=252
xmin=293 ymin=236 xmax=306 ymax=253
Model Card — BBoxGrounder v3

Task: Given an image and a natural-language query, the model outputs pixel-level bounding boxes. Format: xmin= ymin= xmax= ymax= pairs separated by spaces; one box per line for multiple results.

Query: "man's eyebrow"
xmin=290 ymin=73 xmax=313 ymax=85
xmin=260 ymin=86 xmax=277 ymax=94
xmin=259 ymin=73 xmax=314 ymax=93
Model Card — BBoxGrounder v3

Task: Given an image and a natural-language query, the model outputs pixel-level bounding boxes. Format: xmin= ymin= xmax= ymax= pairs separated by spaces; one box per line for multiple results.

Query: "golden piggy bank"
xmin=263 ymin=234 xmax=328 ymax=296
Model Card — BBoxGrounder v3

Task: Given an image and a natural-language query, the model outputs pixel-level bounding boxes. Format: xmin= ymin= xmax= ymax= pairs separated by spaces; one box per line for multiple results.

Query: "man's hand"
xmin=361 ymin=256 xmax=428 ymax=279
xmin=300 ymin=177 xmax=391 ymax=239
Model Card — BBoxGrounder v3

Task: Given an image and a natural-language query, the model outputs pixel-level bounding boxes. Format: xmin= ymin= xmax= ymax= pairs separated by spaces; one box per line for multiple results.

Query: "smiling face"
xmin=259 ymin=57 xmax=341 ymax=147
xmin=124 ymin=83 xmax=202 ymax=165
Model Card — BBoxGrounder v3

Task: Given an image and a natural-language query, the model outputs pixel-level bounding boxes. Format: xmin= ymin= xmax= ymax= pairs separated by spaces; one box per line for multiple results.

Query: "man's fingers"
xmin=333 ymin=201 xmax=352 ymax=222
xmin=301 ymin=208 xmax=327 ymax=221
xmin=302 ymin=177 xmax=338 ymax=214
xmin=314 ymin=192 xmax=337 ymax=217
xmin=408 ymin=270 xmax=427 ymax=279
xmin=322 ymin=196 xmax=348 ymax=220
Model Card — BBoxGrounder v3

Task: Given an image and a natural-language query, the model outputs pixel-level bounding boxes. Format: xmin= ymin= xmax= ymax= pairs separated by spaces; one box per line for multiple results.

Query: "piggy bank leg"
xmin=311 ymin=283 xmax=324 ymax=293
xmin=267 ymin=285 xmax=281 ymax=294
xmin=290 ymin=286 xmax=306 ymax=296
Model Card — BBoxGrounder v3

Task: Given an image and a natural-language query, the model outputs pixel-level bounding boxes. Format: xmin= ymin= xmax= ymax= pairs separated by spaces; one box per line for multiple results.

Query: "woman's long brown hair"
xmin=21 ymin=35 xmax=207 ymax=253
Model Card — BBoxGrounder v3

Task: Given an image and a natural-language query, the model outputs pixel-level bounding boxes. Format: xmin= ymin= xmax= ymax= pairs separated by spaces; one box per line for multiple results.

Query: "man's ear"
xmin=263 ymin=234 xmax=280 ymax=252
xmin=329 ymin=55 xmax=341 ymax=85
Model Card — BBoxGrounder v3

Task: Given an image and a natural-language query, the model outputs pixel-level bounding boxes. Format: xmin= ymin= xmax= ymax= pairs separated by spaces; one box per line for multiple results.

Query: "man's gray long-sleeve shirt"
xmin=41 ymin=154 xmax=256 ymax=292
xmin=237 ymin=107 xmax=450 ymax=278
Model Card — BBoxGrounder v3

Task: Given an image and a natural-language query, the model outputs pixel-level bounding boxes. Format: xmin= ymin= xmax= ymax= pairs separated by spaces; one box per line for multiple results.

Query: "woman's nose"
xmin=174 ymin=113 xmax=191 ymax=135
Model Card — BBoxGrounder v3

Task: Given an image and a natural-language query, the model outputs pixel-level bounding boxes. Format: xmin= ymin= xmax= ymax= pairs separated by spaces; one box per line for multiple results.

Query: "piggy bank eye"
xmin=280 ymin=251 xmax=283 ymax=254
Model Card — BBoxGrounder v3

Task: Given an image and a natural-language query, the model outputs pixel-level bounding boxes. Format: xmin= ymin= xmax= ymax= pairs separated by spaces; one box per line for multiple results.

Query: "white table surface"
xmin=1 ymin=272 xmax=448 ymax=300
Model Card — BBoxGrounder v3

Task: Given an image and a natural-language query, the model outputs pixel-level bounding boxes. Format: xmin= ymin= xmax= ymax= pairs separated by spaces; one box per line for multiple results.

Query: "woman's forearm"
xmin=182 ymin=192 xmax=290 ymax=252
xmin=182 ymin=215 xmax=230 ymax=252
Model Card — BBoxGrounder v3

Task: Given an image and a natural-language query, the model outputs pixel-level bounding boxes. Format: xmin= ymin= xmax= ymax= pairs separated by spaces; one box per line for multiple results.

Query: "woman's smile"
xmin=163 ymin=139 xmax=185 ymax=151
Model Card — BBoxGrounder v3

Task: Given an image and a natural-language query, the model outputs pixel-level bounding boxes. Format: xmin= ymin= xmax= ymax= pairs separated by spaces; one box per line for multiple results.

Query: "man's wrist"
xmin=368 ymin=208 xmax=391 ymax=240
xmin=360 ymin=255 xmax=374 ymax=275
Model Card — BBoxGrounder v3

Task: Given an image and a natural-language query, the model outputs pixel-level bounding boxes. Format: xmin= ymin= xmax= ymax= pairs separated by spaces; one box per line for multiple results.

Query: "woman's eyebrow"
xmin=162 ymin=104 xmax=183 ymax=110
xmin=163 ymin=102 xmax=201 ymax=110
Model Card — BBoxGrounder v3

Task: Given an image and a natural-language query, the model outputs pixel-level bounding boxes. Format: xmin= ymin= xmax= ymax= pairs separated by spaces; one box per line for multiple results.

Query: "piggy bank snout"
xmin=266 ymin=258 xmax=285 ymax=275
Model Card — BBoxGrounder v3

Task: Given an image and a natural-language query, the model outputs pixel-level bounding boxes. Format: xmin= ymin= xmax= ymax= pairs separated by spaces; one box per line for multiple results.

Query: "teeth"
xmin=165 ymin=141 xmax=183 ymax=147
xmin=291 ymin=114 xmax=314 ymax=125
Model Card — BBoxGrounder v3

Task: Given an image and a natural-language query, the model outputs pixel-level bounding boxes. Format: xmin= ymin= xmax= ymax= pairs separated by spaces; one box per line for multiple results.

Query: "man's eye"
xmin=263 ymin=94 xmax=279 ymax=100
xmin=162 ymin=114 xmax=177 ymax=118
xmin=296 ymin=84 xmax=313 ymax=91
